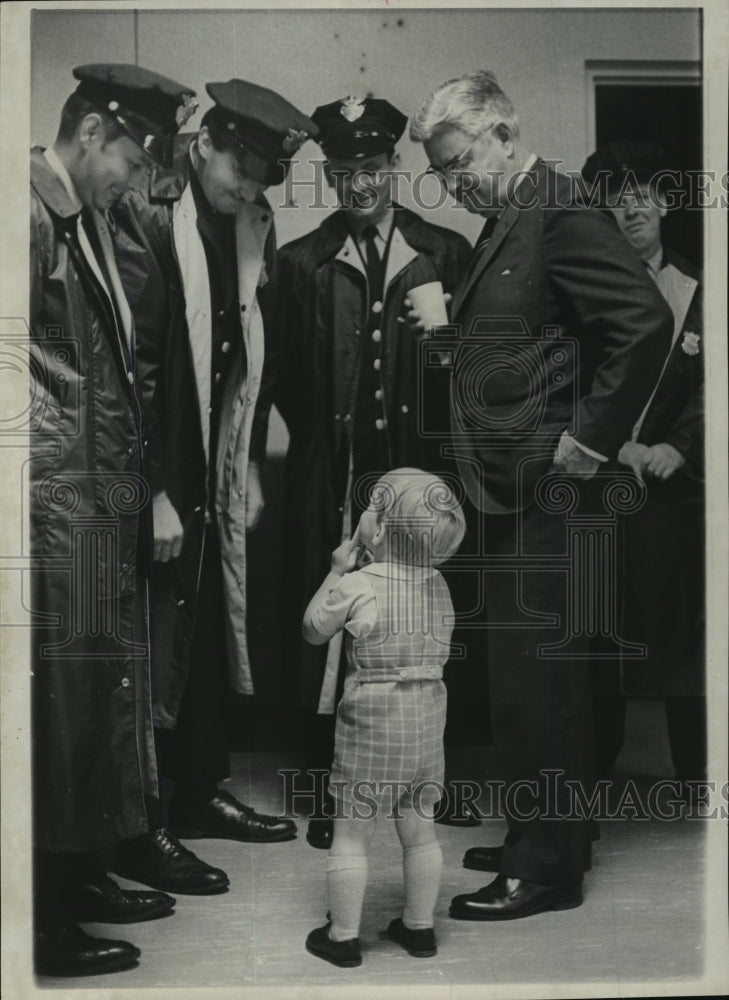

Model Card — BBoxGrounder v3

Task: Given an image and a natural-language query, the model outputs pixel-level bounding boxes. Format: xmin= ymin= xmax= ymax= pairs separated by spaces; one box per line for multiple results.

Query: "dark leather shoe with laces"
xmin=69 ymin=874 xmax=175 ymax=923
xmin=385 ymin=917 xmax=437 ymax=957
xmin=305 ymin=923 xmax=362 ymax=968
xmin=113 ymin=829 xmax=229 ymax=895
xmin=170 ymin=790 xmax=297 ymax=843
xmin=306 ymin=817 xmax=333 ymax=850
xmin=450 ymin=874 xmax=583 ymax=921
xmin=35 ymin=921 xmax=140 ymax=977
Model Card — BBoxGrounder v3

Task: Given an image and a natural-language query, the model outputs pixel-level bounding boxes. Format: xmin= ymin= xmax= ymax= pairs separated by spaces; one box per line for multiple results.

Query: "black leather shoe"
xmin=434 ymin=784 xmax=482 ymax=827
xmin=385 ymin=917 xmax=437 ymax=957
xmin=69 ymin=874 xmax=175 ymax=924
xmin=170 ymin=790 xmax=297 ymax=843
xmin=463 ymin=843 xmax=592 ymax=874
xmin=114 ymin=829 xmax=229 ymax=895
xmin=305 ymin=923 xmax=362 ymax=968
xmin=450 ymin=874 xmax=583 ymax=921
xmin=463 ymin=845 xmax=503 ymax=872
xmin=306 ymin=817 xmax=333 ymax=850
xmin=35 ymin=921 xmax=140 ymax=977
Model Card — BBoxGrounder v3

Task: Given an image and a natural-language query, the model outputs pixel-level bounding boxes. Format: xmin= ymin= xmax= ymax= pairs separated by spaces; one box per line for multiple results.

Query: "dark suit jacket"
xmin=636 ymin=248 xmax=703 ymax=482
xmin=450 ymin=158 xmax=674 ymax=513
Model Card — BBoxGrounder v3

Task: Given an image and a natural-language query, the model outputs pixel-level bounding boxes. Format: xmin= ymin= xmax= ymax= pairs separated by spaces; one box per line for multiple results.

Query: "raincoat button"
xmin=217 ymin=309 xmax=225 ymax=319
xmin=401 ymin=404 xmax=409 ymax=413
xmin=127 ymin=371 xmax=134 ymax=384
xmin=375 ymin=389 xmax=382 ymax=401
xmin=221 ymin=341 xmax=231 ymax=353
xmin=371 ymin=300 xmax=383 ymax=314
xmin=194 ymin=505 xmax=202 ymax=513
xmin=176 ymin=598 xmax=185 ymax=606
xmin=121 ymin=677 xmax=130 ymax=688
xmin=372 ymin=329 xmax=381 ymax=342
xmin=215 ymin=372 xmax=221 ymax=383
xmin=375 ymin=419 xmax=385 ymax=431
xmin=373 ymin=359 xmax=381 ymax=371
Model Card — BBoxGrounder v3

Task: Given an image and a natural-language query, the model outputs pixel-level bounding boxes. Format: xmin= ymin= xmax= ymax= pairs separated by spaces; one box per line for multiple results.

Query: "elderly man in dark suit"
xmin=409 ymin=71 xmax=674 ymax=918
xmin=581 ymin=140 xmax=705 ymax=790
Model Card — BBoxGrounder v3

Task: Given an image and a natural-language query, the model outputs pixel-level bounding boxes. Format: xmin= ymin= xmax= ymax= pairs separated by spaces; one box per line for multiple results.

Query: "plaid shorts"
xmin=329 ymin=677 xmax=447 ymax=818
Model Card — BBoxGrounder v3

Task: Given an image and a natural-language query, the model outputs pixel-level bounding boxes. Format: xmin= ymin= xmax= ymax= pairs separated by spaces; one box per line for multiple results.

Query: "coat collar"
xmin=361 ymin=561 xmax=437 ymax=581
xmin=313 ymin=204 xmax=451 ymax=268
xmin=451 ymin=158 xmax=547 ymax=318
xmin=30 ymin=147 xmax=83 ymax=220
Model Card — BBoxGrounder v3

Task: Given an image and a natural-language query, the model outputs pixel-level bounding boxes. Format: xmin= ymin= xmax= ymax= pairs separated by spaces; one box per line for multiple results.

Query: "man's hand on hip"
xmin=550 ymin=432 xmax=601 ymax=479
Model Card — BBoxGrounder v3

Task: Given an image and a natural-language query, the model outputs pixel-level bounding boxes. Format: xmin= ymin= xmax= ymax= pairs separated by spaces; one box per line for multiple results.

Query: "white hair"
xmin=409 ymin=70 xmax=520 ymax=144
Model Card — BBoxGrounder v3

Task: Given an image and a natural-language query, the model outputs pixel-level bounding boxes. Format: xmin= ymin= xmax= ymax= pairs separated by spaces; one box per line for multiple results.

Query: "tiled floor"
xmin=34 ymin=700 xmax=725 ymax=997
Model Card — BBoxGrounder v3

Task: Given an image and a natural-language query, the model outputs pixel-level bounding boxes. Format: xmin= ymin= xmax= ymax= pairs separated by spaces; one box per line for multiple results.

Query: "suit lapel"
xmin=451 ymin=160 xmax=544 ymax=320
xmin=451 ymin=208 xmax=519 ymax=319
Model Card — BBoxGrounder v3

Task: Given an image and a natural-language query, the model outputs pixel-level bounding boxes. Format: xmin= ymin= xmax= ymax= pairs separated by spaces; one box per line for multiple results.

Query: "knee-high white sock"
xmin=402 ymin=841 xmax=443 ymax=930
xmin=326 ymin=856 xmax=368 ymax=941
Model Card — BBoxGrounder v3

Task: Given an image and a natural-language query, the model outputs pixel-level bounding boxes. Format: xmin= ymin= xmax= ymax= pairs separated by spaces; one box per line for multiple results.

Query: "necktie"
xmin=473 ymin=215 xmax=498 ymax=256
xmin=363 ymin=225 xmax=385 ymax=304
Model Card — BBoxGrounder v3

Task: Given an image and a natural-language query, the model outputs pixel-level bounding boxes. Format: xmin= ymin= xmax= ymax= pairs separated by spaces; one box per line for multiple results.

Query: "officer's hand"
xmin=550 ymin=432 xmax=600 ymax=480
xmin=644 ymin=442 xmax=685 ymax=480
xmin=246 ymin=463 xmax=265 ymax=531
xmin=617 ymin=440 xmax=650 ymax=482
xmin=331 ymin=528 xmax=360 ymax=575
xmin=401 ymin=292 xmax=452 ymax=332
xmin=153 ymin=490 xmax=184 ymax=562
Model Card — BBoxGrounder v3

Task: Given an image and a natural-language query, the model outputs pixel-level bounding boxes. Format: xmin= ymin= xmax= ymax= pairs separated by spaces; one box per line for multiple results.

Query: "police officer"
xmin=275 ymin=95 xmax=472 ymax=849
xmin=113 ymin=81 xmax=318 ymax=894
xmin=30 ymin=64 xmax=197 ymax=976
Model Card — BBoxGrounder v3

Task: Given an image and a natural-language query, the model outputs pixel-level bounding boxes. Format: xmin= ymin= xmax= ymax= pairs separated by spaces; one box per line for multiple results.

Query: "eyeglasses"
xmin=426 ymin=123 xmax=495 ymax=182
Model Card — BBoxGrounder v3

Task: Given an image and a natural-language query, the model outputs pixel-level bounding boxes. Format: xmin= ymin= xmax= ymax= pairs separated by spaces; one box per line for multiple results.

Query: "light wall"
xmin=32 ymin=6 xmax=700 ymax=251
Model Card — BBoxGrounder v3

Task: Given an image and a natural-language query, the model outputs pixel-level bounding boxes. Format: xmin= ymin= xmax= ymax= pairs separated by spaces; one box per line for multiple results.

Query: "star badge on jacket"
xmin=681 ymin=331 xmax=700 ymax=356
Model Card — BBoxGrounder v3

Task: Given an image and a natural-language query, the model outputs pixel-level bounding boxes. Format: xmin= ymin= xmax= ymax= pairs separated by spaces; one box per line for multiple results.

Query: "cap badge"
xmin=282 ymin=128 xmax=308 ymax=154
xmin=175 ymin=93 xmax=199 ymax=128
xmin=108 ymin=101 xmax=120 ymax=112
xmin=340 ymin=96 xmax=366 ymax=122
xmin=144 ymin=134 xmax=154 ymax=151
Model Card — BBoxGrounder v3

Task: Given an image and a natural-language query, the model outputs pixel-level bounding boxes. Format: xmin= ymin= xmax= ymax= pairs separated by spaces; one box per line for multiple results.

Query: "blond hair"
xmin=369 ymin=468 xmax=466 ymax=567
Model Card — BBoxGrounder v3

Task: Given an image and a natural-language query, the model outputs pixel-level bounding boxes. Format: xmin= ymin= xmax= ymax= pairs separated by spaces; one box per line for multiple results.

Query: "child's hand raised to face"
xmin=331 ymin=527 xmax=364 ymax=575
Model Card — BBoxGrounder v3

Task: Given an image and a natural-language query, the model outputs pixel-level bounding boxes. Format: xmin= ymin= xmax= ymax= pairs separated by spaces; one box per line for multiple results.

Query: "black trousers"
xmin=155 ymin=523 xmax=230 ymax=805
xmin=34 ymin=849 xmax=105 ymax=925
xmin=482 ymin=491 xmax=596 ymax=885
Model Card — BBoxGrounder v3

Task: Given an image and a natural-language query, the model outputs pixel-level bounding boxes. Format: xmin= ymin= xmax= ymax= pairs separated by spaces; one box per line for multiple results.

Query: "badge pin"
xmin=340 ymin=95 xmax=366 ymax=122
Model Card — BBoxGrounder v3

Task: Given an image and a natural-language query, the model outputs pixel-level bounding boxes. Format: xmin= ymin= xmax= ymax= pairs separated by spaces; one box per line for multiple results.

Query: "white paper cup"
xmin=408 ymin=281 xmax=449 ymax=329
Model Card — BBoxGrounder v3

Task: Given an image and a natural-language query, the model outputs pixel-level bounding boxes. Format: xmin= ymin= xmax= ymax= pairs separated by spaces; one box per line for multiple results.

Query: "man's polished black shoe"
xmin=305 ymin=923 xmax=362 ymax=968
xmin=114 ymin=829 xmax=229 ymax=895
xmin=434 ymin=784 xmax=482 ymax=827
xmin=69 ymin=875 xmax=175 ymax=924
xmin=385 ymin=917 xmax=437 ymax=957
xmin=450 ymin=874 xmax=583 ymax=921
xmin=35 ymin=921 xmax=140 ymax=977
xmin=463 ymin=845 xmax=504 ymax=872
xmin=306 ymin=817 xmax=333 ymax=850
xmin=170 ymin=790 xmax=297 ymax=843
xmin=463 ymin=843 xmax=592 ymax=874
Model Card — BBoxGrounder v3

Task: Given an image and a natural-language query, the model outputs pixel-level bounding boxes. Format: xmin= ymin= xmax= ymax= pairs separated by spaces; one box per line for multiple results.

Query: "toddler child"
xmin=302 ymin=468 xmax=465 ymax=967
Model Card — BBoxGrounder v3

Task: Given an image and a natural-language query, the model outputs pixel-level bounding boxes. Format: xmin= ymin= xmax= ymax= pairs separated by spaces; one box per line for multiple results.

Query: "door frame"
xmin=585 ymin=60 xmax=702 ymax=153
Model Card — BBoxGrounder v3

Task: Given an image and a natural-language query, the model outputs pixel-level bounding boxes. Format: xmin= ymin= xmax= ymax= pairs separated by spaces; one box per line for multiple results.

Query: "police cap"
xmin=204 ymin=79 xmax=318 ymax=186
xmin=311 ymin=96 xmax=407 ymax=160
xmin=73 ymin=63 xmax=198 ymax=168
